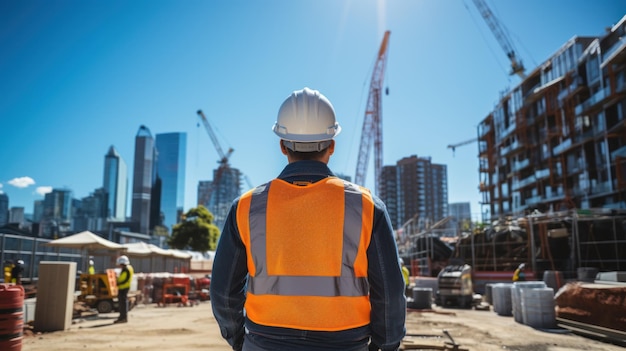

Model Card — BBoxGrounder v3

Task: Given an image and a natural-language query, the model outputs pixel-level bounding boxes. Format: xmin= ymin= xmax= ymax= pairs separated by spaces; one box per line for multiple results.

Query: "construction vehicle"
xmin=436 ymin=264 xmax=474 ymax=308
xmin=77 ymin=269 xmax=138 ymax=313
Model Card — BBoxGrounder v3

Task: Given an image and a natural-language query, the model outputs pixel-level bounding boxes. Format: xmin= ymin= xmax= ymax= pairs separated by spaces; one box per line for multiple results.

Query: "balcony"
xmin=601 ymin=36 xmax=626 ymax=67
xmin=557 ymin=76 xmax=583 ymax=103
xmin=535 ymin=169 xmax=550 ymax=180
xmin=479 ymin=123 xmax=492 ymax=137
xmin=525 ymin=195 xmax=543 ymax=205
xmin=567 ymin=158 xmax=585 ymax=175
xmin=512 ymin=159 xmax=530 ymax=172
xmin=512 ymin=175 xmax=536 ymax=191
xmin=611 ymin=145 xmax=626 ymax=160
xmin=544 ymin=188 xmax=566 ymax=202
xmin=591 ymin=181 xmax=612 ymax=195
xmin=553 ymin=139 xmax=572 ymax=155
xmin=572 ymin=185 xmax=586 ymax=196
xmin=500 ymin=140 xmax=520 ymax=157
xmin=574 ymin=87 xmax=608 ymax=115
xmin=573 ymin=129 xmax=594 ymax=144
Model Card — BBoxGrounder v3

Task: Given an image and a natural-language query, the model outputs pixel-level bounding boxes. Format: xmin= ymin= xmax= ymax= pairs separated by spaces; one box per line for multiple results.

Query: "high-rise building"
xmin=73 ymin=188 xmax=108 ymax=232
xmin=379 ymin=165 xmax=399 ymax=228
xmin=197 ymin=181 xmax=212 ymax=209
xmin=33 ymin=200 xmax=44 ymax=223
xmin=155 ymin=132 xmax=187 ymax=231
xmin=42 ymin=188 xmax=73 ymax=238
xmin=103 ymin=145 xmax=128 ymax=221
xmin=131 ymin=125 xmax=156 ymax=234
xmin=9 ymin=207 xmax=25 ymax=227
xmin=0 ymin=193 xmax=8 ymax=226
xmin=199 ymin=167 xmax=242 ymax=230
xmin=449 ymin=202 xmax=471 ymax=235
xmin=396 ymin=155 xmax=448 ymax=230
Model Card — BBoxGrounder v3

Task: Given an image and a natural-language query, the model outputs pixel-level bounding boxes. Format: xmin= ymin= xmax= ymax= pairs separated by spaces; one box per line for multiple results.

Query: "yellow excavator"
xmin=77 ymin=269 xmax=138 ymax=313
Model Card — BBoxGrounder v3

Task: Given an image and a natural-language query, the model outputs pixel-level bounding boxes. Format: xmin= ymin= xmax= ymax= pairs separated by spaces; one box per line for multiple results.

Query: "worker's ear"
xmin=327 ymin=140 xmax=335 ymax=155
xmin=280 ymin=140 xmax=288 ymax=155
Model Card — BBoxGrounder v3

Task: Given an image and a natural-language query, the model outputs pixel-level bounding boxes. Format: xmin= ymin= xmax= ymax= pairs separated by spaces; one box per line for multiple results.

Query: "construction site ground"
xmin=22 ymin=301 xmax=624 ymax=351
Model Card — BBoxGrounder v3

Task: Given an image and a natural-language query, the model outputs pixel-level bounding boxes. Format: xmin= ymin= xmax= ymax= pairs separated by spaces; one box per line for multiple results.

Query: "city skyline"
xmin=1 ymin=1 xmax=623 ymax=221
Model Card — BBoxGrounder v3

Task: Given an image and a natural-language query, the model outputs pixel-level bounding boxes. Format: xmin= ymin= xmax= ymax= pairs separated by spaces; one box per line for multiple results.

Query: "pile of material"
xmin=555 ymin=282 xmax=626 ymax=332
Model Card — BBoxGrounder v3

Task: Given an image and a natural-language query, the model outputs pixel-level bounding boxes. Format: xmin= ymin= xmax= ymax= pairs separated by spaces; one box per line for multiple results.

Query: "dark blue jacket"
xmin=210 ymin=160 xmax=406 ymax=351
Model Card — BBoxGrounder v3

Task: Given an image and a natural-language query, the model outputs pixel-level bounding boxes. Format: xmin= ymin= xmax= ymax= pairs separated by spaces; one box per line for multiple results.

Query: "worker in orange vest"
xmin=210 ymin=87 xmax=406 ymax=351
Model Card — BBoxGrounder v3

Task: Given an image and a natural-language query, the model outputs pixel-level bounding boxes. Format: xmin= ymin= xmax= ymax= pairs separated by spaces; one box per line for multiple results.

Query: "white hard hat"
xmin=116 ymin=255 xmax=130 ymax=265
xmin=89 ymin=260 xmax=94 ymax=265
xmin=17 ymin=260 xmax=24 ymax=265
xmin=273 ymin=87 xmax=341 ymax=151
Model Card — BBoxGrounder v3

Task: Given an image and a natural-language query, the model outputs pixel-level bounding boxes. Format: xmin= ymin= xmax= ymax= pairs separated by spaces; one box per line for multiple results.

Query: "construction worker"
xmin=3 ymin=260 xmax=13 ymax=283
xmin=513 ymin=263 xmax=526 ymax=282
xmin=210 ymin=87 xmax=406 ymax=351
xmin=115 ymin=255 xmax=133 ymax=323
xmin=11 ymin=259 xmax=24 ymax=285
xmin=88 ymin=259 xmax=95 ymax=274
xmin=400 ymin=259 xmax=410 ymax=294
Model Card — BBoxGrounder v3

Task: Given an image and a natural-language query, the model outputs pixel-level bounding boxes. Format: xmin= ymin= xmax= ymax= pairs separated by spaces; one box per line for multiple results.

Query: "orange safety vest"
xmin=237 ymin=177 xmax=374 ymax=331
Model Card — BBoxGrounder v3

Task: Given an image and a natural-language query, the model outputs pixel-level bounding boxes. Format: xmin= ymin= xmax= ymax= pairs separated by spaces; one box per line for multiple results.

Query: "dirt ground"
xmin=21 ymin=301 xmax=624 ymax=351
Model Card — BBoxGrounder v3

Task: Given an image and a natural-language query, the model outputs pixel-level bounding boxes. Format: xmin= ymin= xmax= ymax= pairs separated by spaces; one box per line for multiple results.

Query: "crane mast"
xmin=196 ymin=110 xmax=234 ymax=209
xmin=472 ymin=0 xmax=526 ymax=78
xmin=355 ymin=30 xmax=390 ymax=195
xmin=197 ymin=110 xmax=234 ymax=166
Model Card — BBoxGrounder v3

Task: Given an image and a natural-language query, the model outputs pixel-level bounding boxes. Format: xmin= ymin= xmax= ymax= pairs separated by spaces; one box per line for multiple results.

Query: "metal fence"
xmin=1 ymin=233 xmax=82 ymax=283
xmin=1 ymin=233 xmax=193 ymax=283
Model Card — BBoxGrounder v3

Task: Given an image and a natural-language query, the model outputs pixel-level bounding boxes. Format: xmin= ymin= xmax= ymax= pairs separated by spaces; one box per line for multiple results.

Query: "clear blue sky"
xmin=1 ymin=1 xmax=624 ymax=221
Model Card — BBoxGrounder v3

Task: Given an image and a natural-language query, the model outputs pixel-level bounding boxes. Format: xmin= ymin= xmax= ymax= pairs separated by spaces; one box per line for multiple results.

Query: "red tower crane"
xmin=354 ymin=30 xmax=391 ymax=195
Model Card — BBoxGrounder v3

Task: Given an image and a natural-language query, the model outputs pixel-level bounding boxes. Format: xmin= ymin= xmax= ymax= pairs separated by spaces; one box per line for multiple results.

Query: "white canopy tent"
xmin=45 ymin=231 xmax=126 ymax=272
xmin=122 ymin=242 xmax=192 ymax=274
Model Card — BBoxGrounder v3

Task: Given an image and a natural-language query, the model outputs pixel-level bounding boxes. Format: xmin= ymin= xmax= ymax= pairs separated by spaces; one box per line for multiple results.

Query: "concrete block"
xmin=34 ymin=261 xmax=77 ymax=332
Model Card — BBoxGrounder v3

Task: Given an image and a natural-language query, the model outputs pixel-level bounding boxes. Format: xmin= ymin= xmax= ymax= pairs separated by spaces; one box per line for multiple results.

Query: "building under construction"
xmin=454 ymin=15 xmax=626 ymax=281
xmin=197 ymin=167 xmax=242 ymax=231
xmin=478 ymin=16 xmax=626 ymax=218
xmin=406 ymin=16 xmax=626 ymax=286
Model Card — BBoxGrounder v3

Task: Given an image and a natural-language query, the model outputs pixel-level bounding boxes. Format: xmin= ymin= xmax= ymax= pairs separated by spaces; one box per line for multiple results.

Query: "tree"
xmin=168 ymin=205 xmax=220 ymax=252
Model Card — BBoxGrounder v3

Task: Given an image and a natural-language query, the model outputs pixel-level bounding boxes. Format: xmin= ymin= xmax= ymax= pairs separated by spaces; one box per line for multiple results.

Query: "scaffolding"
xmin=451 ymin=209 xmax=626 ymax=281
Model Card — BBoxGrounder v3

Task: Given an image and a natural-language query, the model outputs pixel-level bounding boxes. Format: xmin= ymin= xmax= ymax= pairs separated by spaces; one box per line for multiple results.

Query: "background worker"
xmin=400 ymin=259 xmax=410 ymax=295
xmin=3 ymin=260 xmax=14 ymax=283
xmin=88 ymin=259 xmax=95 ymax=274
xmin=211 ymin=87 xmax=406 ymax=351
xmin=115 ymin=255 xmax=133 ymax=323
xmin=11 ymin=259 xmax=24 ymax=285
xmin=513 ymin=263 xmax=526 ymax=282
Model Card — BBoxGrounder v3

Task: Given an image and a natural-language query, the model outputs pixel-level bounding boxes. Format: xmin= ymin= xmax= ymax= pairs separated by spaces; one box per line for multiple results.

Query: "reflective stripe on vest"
xmin=237 ymin=177 xmax=374 ymax=331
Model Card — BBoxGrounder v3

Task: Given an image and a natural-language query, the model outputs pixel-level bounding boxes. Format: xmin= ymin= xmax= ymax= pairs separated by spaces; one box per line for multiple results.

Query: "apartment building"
xmin=479 ymin=16 xmax=626 ymax=218
xmin=380 ymin=155 xmax=448 ymax=230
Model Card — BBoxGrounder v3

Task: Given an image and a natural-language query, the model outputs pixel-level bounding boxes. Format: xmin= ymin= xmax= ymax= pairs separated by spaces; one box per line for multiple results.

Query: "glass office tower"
xmin=131 ymin=125 xmax=156 ymax=234
xmin=103 ymin=145 xmax=128 ymax=221
xmin=155 ymin=132 xmax=187 ymax=231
